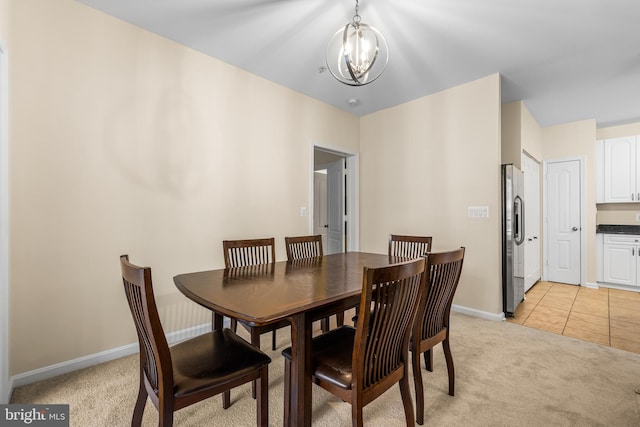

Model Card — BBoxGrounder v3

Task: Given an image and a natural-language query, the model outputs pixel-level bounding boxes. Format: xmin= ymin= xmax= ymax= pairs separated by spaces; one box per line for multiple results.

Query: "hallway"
xmin=507 ymin=281 xmax=640 ymax=354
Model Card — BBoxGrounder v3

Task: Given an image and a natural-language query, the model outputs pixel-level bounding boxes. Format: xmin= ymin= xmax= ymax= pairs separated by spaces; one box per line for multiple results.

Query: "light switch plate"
xmin=636 ymin=213 xmax=640 ymax=222
xmin=468 ymin=206 xmax=489 ymax=218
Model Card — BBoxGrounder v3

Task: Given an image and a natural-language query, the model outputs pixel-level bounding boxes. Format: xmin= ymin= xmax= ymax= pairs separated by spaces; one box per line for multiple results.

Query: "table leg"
xmin=213 ymin=312 xmax=224 ymax=330
xmin=287 ymin=312 xmax=312 ymax=427
xmin=215 ymin=312 xmax=228 ymax=408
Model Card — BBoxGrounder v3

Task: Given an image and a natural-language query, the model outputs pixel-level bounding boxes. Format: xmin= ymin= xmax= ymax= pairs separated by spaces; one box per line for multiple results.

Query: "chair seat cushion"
xmin=282 ymin=325 xmax=356 ymax=390
xmin=171 ymin=328 xmax=271 ymax=396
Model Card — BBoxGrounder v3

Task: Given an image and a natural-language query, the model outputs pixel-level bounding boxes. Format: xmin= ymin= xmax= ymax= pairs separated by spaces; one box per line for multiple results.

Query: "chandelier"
xmin=326 ymin=0 xmax=389 ymax=86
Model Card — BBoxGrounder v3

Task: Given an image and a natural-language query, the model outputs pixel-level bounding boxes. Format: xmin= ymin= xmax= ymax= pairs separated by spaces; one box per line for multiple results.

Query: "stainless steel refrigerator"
xmin=501 ymin=164 xmax=525 ymax=317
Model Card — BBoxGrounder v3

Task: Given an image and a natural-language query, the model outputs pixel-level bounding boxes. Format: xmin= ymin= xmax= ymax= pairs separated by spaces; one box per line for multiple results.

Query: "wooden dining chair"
xmin=281 ymin=258 xmax=427 ymax=426
xmin=284 ymin=235 xmax=344 ymax=333
xmin=120 ymin=255 xmax=271 ymax=427
xmin=223 ymin=237 xmax=276 ymax=268
xmin=410 ymin=247 xmax=465 ymax=425
xmin=389 ymin=234 xmax=433 ymax=258
xmin=223 ymin=238 xmax=288 ymax=351
xmin=285 ymin=234 xmax=323 ymax=260
xmin=352 ymin=234 xmax=432 ymax=326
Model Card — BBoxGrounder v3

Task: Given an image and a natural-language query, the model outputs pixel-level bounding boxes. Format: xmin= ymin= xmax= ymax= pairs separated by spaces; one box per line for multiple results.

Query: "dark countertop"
xmin=596 ymin=224 xmax=640 ymax=235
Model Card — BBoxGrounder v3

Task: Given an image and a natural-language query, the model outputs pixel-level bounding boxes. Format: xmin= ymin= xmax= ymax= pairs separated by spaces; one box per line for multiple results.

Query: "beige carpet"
xmin=10 ymin=313 xmax=640 ymax=426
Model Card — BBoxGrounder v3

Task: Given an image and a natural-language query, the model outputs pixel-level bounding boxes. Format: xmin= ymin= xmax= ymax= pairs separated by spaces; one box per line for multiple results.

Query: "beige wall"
xmin=596 ymin=122 xmax=640 ymax=140
xmin=360 ymin=74 xmax=503 ymax=315
xmin=501 ymin=101 xmax=521 ymax=167
xmin=0 ymin=0 xmax=9 ymax=43
xmin=501 ymin=101 xmax=543 ymax=165
xmin=597 ymin=204 xmax=640 ymax=225
xmin=8 ymin=0 xmax=359 ymax=375
xmin=521 ymin=102 xmax=542 ymax=161
xmin=541 ymin=119 xmax=597 ymax=284
xmin=596 ymin=121 xmax=640 ymax=225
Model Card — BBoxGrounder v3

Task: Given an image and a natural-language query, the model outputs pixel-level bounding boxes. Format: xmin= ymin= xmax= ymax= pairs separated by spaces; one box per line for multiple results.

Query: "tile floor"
xmin=506 ymin=281 xmax=640 ymax=354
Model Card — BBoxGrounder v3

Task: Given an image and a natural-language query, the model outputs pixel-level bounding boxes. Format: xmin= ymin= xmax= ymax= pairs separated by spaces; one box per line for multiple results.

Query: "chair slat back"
xmin=285 ymin=235 xmax=323 ymax=261
xmin=223 ymin=238 xmax=276 ymax=268
xmin=354 ymin=258 xmax=426 ymax=391
xmin=388 ymin=235 xmax=432 ymax=259
xmin=120 ymin=255 xmax=171 ymax=393
xmin=224 ymin=263 xmax=275 ymax=279
xmin=418 ymin=248 xmax=465 ymax=340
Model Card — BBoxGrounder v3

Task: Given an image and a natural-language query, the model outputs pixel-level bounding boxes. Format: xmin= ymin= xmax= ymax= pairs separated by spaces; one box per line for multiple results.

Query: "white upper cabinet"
xmin=598 ymin=136 xmax=640 ymax=203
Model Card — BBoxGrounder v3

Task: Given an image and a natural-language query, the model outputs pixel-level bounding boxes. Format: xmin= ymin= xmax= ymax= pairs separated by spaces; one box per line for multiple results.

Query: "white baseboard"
xmin=595 ymin=281 xmax=640 ymax=293
xmin=4 ymin=377 xmax=13 ymax=405
xmin=583 ymin=281 xmax=599 ymax=289
xmin=452 ymin=304 xmax=505 ymax=322
xmin=9 ymin=305 xmax=504 ymax=397
xmin=9 ymin=322 xmax=213 ymax=393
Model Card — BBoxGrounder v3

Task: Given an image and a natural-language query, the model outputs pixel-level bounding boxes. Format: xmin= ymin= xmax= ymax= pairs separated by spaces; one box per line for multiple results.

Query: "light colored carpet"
xmin=10 ymin=313 xmax=640 ymax=426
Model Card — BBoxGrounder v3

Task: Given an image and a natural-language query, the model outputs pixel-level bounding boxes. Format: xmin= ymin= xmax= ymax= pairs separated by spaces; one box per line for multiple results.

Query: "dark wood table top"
xmin=175 ymin=251 xmax=409 ymax=426
xmin=174 ymin=251 xmax=399 ymax=325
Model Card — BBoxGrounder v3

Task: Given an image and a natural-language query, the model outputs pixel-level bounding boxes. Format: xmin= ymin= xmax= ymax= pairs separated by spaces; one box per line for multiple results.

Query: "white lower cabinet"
xmin=603 ymin=235 xmax=640 ymax=287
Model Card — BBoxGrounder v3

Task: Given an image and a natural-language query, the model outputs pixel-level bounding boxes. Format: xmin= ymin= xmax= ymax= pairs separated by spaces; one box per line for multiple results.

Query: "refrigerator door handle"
xmin=514 ymin=195 xmax=525 ymax=245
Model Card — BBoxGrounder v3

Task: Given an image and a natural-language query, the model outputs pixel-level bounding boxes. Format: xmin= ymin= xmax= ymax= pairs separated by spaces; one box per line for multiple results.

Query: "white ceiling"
xmin=75 ymin=0 xmax=640 ymax=128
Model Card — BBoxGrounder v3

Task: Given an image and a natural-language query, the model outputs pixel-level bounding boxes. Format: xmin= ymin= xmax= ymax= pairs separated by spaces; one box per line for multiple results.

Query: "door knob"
xmin=571 ymin=226 xmax=578 ymax=231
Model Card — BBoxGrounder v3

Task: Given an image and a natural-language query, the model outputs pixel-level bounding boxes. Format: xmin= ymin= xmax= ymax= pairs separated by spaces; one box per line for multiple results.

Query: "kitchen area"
xmin=596 ymin=135 xmax=640 ymax=295
xmin=502 ymin=104 xmax=640 ymax=354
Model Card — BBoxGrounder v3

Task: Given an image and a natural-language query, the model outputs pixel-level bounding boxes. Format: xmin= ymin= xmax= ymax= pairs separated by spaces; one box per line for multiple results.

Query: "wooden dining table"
xmin=173 ymin=251 xmax=401 ymax=427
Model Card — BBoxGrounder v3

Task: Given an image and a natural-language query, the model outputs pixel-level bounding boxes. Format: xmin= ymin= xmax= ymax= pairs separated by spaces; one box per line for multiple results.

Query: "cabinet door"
xmin=604 ymin=136 xmax=636 ymax=202
xmin=636 ymin=141 xmax=640 ymax=202
xmin=603 ymin=243 xmax=636 ymax=286
xmin=636 ymin=247 xmax=640 ymax=288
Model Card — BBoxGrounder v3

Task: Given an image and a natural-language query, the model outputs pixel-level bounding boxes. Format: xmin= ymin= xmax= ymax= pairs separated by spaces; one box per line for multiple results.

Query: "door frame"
xmin=310 ymin=143 xmax=359 ymax=252
xmin=0 ymin=37 xmax=9 ymax=403
xmin=522 ymin=152 xmax=541 ymax=291
xmin=312 ymin=171 xmax=328 ymax=248
xmin=324 ymin=158 xmax=345 ymax=254
xmin=542 ymin=156 xmax=586 ymax=286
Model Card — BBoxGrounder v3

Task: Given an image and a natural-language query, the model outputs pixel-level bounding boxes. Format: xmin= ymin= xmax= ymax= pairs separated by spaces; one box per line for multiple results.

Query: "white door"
xmin=313 ymin=171 xmax=328 ymax=249
xmin=326 ymin=159 xmax=345 ymax=254
xmin=522 ymin=154 xmax=541 ymax=291
xmin=545 ymin=160 xmax=581 ymax=285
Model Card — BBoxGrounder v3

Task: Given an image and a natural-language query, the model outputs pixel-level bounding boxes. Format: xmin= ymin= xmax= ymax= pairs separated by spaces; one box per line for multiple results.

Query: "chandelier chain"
xmin=353 ymin=0 xmax=361 ymax=24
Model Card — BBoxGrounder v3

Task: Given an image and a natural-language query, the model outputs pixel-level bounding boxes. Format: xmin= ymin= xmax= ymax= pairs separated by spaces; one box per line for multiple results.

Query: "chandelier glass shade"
xmin=326 ymin=1 xmax=388 ymax=86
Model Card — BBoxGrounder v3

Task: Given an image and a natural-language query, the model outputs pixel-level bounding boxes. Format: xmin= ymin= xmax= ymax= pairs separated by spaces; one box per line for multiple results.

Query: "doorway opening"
xmin=313 ymin=146 xmax=359 ymax=254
